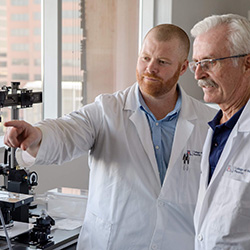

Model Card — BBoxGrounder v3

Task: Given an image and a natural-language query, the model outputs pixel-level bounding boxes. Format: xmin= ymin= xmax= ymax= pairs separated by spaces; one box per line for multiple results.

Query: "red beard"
xmin=136 ymin=67 xmax=181 ymax=97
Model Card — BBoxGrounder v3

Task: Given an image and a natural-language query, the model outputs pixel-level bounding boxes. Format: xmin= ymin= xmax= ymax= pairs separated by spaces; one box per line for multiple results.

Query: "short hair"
xmin=191 ymin=14 xmax=250 ymax=56
xmin=144 ymin=24 xmax=190 ymax=60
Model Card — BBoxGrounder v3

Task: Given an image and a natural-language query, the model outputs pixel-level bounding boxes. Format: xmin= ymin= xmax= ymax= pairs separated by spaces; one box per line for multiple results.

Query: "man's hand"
xmin=4 ymin=120 xmax=42 ymax=158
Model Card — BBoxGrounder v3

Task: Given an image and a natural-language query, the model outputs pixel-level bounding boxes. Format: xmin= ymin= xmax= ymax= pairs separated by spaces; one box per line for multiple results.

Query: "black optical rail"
xmin=0 ymin=82 xmax=42 ymax=108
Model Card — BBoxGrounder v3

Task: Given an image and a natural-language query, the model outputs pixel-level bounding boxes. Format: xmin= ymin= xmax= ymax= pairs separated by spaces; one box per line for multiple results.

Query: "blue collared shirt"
xmin=208 ymin=105 xmax=245 ymax=182
xmin=138 ymin=86 xmax=182 ymax=185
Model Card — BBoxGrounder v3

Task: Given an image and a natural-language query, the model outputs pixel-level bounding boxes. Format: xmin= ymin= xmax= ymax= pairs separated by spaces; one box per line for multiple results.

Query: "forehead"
xmin=141 ymin=34 xmax=181 ymax=58
xmin=193 ymin=25 xmax=230 ymax=59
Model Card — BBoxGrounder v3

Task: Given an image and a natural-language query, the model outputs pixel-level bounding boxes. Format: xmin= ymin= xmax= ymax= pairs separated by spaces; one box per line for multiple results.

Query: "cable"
xmin=0 ymin=208 xmax=13 ymax=250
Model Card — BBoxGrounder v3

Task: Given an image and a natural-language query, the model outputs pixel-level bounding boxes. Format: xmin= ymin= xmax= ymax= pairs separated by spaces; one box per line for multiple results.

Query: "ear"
xmin=246 ymin=54 xmax=250 ymax=68
xmin=244 ymin=54 xmax=250 ymax=77
xmin=179 ymin=59 xmax=189 ymax=76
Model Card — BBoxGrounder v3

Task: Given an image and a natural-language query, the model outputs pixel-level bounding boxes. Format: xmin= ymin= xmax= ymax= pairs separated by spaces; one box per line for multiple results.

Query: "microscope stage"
xmin=0 ymin=191 xmax=33 ymax=210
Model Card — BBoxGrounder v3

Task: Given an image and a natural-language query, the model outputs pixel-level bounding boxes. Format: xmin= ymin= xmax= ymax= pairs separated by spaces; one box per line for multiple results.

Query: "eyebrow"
xmin=140 ymin=53 xmax=171 ymax=61
xmin=192 ymin=53 xmax=217 ymax=61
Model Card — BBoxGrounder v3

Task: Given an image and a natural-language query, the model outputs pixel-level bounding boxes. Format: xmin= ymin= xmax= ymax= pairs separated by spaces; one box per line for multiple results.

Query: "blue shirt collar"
xmin=138 ymin=85 xmax=182 ymax=121
xmin=209 ymin=105 xmax=245 ymax=130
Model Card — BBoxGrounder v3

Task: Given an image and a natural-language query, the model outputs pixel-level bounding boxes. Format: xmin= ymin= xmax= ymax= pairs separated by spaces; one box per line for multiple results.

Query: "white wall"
xmin=30 ymin=154 xmax=90 ymax=194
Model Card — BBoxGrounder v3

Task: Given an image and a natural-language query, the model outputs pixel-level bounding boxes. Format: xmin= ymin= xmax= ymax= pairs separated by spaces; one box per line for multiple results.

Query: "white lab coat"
xmin=194 ymin=98 xmax=250 ymax=250
xmin=18 ymin=83 xmax=216 ymax=250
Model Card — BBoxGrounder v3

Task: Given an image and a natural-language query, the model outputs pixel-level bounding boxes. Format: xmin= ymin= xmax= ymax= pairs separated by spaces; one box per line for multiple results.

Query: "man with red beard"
xmin=4 ymin=24 xmax=216 ymax=250
xmin=190 ymin=14 xmax=250 ymax=250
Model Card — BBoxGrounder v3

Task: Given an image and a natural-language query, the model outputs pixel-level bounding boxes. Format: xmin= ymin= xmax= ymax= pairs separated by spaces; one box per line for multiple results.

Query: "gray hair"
xmin=191 ymin=14 xmax=250 ymax=60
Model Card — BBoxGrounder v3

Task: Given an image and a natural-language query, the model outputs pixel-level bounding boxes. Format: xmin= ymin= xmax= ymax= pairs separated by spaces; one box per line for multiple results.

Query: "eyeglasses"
xmin=189 ymin=53 xmax=248 ymax=73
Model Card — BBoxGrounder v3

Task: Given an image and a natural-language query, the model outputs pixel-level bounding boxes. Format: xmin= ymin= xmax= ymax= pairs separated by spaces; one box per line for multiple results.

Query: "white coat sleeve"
xmin=16 ymin=100 xmax=104 ymax=167
xmin=15 ymin=148 xmax=36 ymax=168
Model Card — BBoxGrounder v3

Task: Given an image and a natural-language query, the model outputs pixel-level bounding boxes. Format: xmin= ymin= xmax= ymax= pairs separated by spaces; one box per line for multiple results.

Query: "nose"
xmin=146 ymin=60 xmax=159 ymax=74
xmin=194 ymin=64 xmax=208 ymax=80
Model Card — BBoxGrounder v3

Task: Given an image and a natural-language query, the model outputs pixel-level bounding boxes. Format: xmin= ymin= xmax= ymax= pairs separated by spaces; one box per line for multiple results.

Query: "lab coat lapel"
xmin=209 ymin=128 xmax=238 ymax=184
xmin=167 ymin=115 xmax=194 ymax=174
xmin=200 ymin=129 xmax=213 ymax=191
xmin=194 ymin=128 xmax=213 ymax=231
xmin=206 ymin=104 xmax=250 ymax=190
xmin=195 ymin=101 xmax=250 ymax=231
xmin=195 ymin=122 xmax=240 ymax=231
xmin=124 ymin=83 xmax=160 ymax=183
xmin=167 ymin=88 xmax=195 ymax=175
xmin=129 ymin=109 xmax=160 ymax=182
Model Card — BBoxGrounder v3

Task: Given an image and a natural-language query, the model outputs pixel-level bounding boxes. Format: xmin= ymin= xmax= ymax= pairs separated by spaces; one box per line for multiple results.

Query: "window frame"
xmin=42 ymin=0 xmax=62 ymax=119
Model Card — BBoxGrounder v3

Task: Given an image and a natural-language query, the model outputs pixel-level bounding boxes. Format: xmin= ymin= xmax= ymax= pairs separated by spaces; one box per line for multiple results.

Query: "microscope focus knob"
xmin=28 ymin=171 xmax=38 ymax=186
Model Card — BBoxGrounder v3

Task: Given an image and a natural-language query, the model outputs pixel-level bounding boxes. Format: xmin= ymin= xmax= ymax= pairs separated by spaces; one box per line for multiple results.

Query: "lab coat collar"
xmin=202 ymin=99 xmax=250 ymax=190
xmin=207 ymin=100 xmax=250 ymax=187
xmin=236 ymin=97 xmax=250 ymax=133
xmin=178 ymin=87 xmax=197 ymax=121
xmin=123 ymin=82 xmax=140 ymax=111
xmin=206 ymin=98 xmax=250 ymax=189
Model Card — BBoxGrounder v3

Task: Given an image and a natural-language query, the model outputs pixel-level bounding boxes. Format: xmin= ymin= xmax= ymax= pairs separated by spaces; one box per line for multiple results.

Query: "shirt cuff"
xmin=15 ymin=148 xmax=36 ymax=168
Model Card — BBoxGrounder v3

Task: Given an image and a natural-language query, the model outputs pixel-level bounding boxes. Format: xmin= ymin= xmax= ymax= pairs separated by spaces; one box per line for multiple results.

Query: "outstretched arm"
xmin=4 ymin=120 xmax=42 ymax=158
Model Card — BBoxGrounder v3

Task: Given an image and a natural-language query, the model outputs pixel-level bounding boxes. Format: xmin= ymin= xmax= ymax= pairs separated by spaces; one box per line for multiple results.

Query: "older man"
xmin=190 ymin=14 xmax=250 ymax=249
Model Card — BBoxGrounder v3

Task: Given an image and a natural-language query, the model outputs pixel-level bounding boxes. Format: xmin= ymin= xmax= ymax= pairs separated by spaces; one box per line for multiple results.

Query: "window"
xmin=34 ymin=43 xmax=41 ymax=51
xmin=0 ymin=0 xmax=6 ymax=6
xmin=33 ymin=12 xmax=40 ymax=20
xmin=11 ymin=14 xmax=29 ymax=21
xmin=0 ymin=40 xmax=6 ymax=48
xmin=12 ymin=58 xmax=29 ymax=66
xmin=0 ymin=0 xmax=139 ymax=145
xmin=60 ymin=0 xmax=139 ymax=111
xmin=62 ymin=58 xmax=80 ymax=67
xmin=34 ymin=74 xmax=41 ymax=80
xmin=0 ymin=0 xmax=42 ymax=143
xmin=11 ymin=44 xmax=29 ymax=51
xmin=0 ymin=9 xmax=6 ymax=15
xmin=0 ymin=61 xmax=7 ymax=67
xmin=33 ymin=27 xmax=41 ymax=35
xmin=11 ymin=29 xmax=29 ymax=36
xmin=12 ymin=73 xmax=29 ymax=80
xmin=62 ymin=10 xmax=77 ymax=19
xmin=11 ymin=0 xmax=28 ymax=6
xmin=34 ymin=58 xmax=40 ymax=66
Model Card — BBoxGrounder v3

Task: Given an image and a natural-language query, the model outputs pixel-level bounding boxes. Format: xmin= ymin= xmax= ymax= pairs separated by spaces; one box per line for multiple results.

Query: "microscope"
xmin=0 ymin=82 xmax=42 ymax=224
xmin=0 ymin=83 xmax=64 ymax=249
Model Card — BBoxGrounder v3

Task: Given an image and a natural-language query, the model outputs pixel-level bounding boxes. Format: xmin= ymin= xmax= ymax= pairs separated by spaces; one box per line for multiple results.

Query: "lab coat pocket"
xmin=224 ymin=164 xmax=250 ymax=183
xmin=179 ymin=152 xmax=202 ymax=205
xmin=211 ymin=176 xmax=250 ymax=234
xmin=81 ymin=210 xmax=112 ymax=250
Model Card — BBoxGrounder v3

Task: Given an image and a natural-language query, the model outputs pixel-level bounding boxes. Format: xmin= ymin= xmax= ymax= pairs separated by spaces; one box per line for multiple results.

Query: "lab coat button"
xmin=151 ymin=244 xmax=158 ymax=250
xmin=198 ymin=234 xmax=203 ymax=241
xmin=158 ymin=200 xmax=164 ymax=206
